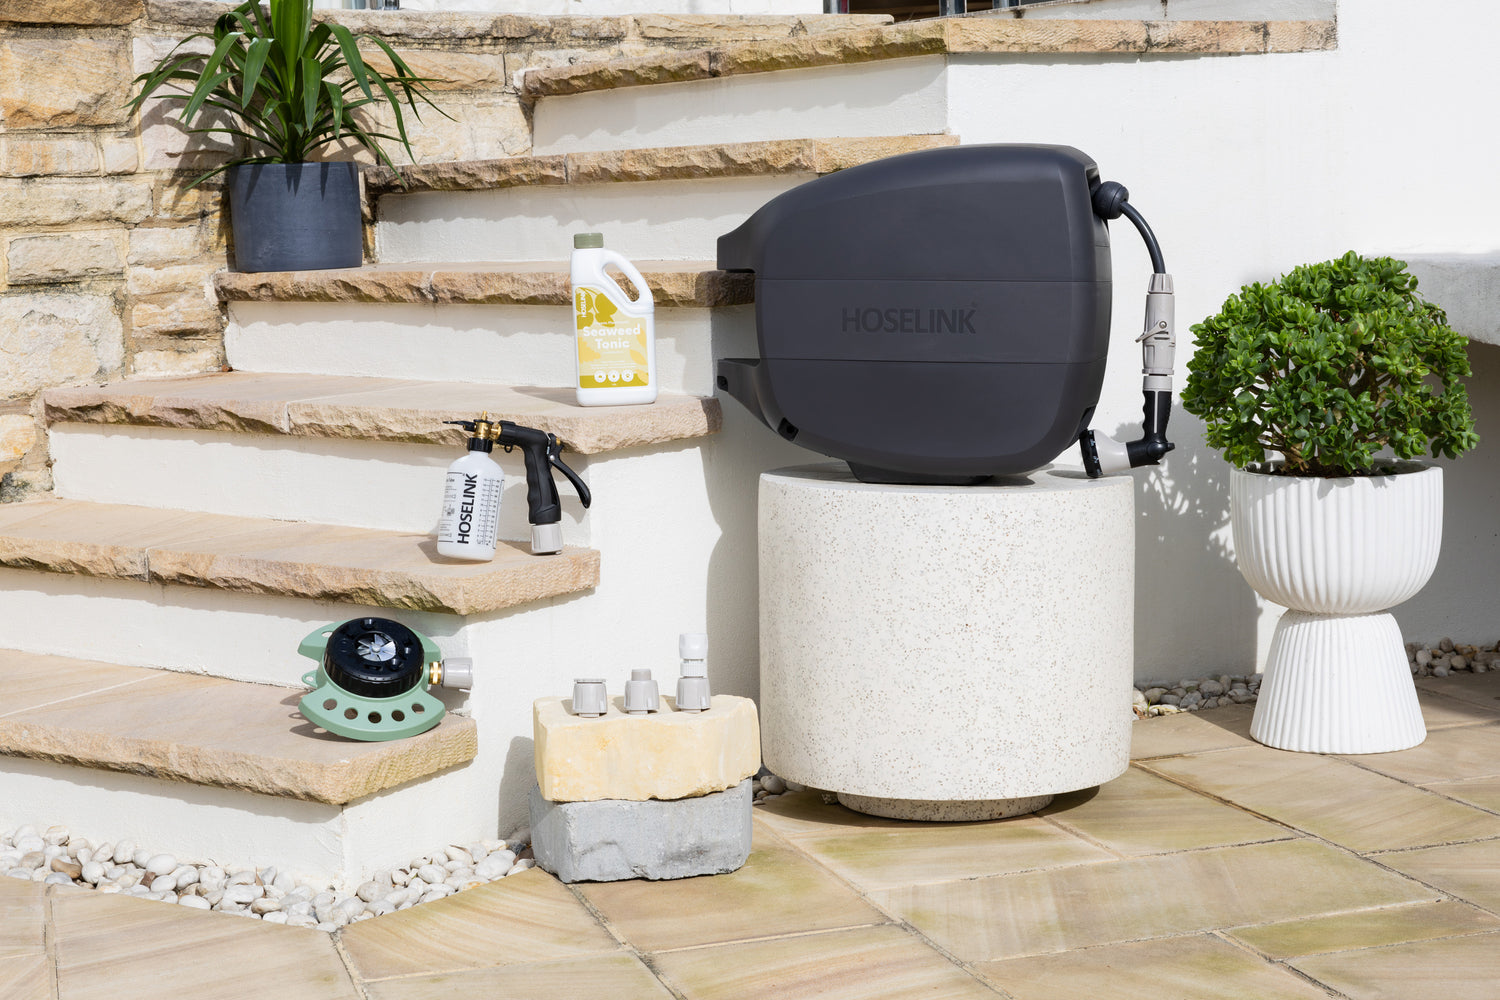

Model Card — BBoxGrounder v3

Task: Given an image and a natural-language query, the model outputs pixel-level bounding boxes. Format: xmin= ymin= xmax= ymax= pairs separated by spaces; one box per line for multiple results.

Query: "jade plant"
xmin=128 ymin=0 xmax=444 ymax=185
xmin=1181 ymin=251 xmax=1477 ymax=477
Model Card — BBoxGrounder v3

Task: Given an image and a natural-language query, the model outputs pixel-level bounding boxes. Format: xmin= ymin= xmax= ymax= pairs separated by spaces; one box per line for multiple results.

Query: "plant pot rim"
xmin=1232 ymin=459 xmax=1436 ymax=482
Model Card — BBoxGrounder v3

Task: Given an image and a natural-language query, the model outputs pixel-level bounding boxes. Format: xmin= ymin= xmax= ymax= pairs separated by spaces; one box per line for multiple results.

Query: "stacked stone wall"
xmin=0 ymin=0 xmax=870 ymax=501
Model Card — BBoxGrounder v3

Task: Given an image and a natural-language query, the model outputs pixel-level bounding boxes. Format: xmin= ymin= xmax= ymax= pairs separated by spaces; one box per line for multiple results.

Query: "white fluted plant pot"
xmin=1231 ymin=463 xmax=1442 ymax=753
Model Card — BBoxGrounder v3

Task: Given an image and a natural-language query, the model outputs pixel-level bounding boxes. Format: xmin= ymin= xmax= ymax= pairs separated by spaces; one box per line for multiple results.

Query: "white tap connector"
xmin=676 ymin=632 xmax=711 ymax=712
xmin=572 ymin=678 xmax=608 ymax=717
xmin=623 ymin=669 xmax=660 ymax=715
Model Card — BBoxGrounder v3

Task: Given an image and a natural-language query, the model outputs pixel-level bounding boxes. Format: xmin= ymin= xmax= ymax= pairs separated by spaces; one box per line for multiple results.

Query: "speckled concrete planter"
xmin=1232 ymin=463 xmax=1441 ymax=754
xmin=758 ymin=464 xmax=1135 ymax=820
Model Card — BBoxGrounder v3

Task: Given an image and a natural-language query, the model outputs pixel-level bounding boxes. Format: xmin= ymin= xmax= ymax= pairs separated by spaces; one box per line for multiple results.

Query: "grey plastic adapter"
xmin=572 ymin=678 xmax=608 ymax=717
xmin=676 ymin=632 xmax=712 ymax=712
xmin=624 ymin=669 xmax=660 ymax=715
xmin=437 ymin=657 xmax=474 ymax=689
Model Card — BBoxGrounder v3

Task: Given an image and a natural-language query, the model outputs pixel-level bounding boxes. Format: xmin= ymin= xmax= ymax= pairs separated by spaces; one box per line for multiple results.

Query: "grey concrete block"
xmin=529 ymin=779 xmax=752 ymax=883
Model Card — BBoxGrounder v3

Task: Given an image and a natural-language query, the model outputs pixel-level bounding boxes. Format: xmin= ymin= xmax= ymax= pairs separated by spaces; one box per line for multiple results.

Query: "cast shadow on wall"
xmin=1116 ymin=414 xmax=1260 ymax=681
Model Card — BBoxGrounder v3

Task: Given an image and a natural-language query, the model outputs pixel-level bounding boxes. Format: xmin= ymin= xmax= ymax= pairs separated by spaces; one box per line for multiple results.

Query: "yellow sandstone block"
xmin=534 ymin=694 xmax=760 ymax=802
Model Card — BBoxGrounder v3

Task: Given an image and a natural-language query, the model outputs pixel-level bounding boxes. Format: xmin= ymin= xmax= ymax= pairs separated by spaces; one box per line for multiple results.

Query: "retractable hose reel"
xmin=715 ymin=143 xmax=1176 ymax=483
xmin=298 ymin=618 xmax=473 ymax=741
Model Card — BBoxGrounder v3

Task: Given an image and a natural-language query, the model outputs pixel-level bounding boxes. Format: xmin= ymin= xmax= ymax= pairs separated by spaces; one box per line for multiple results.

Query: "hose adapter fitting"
xmin=1078 ymin=184 xmax=1177 ymax=478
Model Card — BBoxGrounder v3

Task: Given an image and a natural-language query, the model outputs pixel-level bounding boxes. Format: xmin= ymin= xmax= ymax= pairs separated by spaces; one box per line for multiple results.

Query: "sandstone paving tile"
xmin=1414 ymin=671 xmax=1500 ymax=714
xmin=650 ymin=924 xmax=1002 ymax=1000
xmin=763 ymin=801 xmax=1111 ymax=892
xmin=362 ymin=953 xmax=672 ymax=1000
xmin=1041 ymin=765 xmax=1291 ymax=856
xmin=1144 ymin=746 xmax=1500 ymax=852
xmin=1414 ymin=687 xmax=1500 ymax=730
xmin=787 ymin=819 xmax=1111 ymax=893
xmin=870 ymin=839 xmax=1434 ymax=962
xmin=576 ymin=831 xmax=888 ymax=952
xmin=1338 ymin=723 xmax=1500 ymax=785
xmin=0 ymin=954 xmax=50 ymax=1000
xmin=1226 ymin=899 xmax=1500 ymax=958
xmin=1128 ymin=704 xmax=1255 ymax=760
xmin=340 ymin=868 xmax=619 ymax=980
xmin=1374 ymin=840 xmax=1500 ymax=912
xmin=976 ymin=933 xmax=1335 ymax=1000
xmin=0 ymin=660 xmax=476 ymax=804
xmin=0 ymin=649 xmax=162 ymax=719
xmin=1421 ymin=776 xmax=1500 ymax=813
xmin=0 ymin=877 xmax=46 ymax=959
xmin=1287 ymin=931 xmax=1500 ymax=999
xmin=51 ymin=888 xmax=359 ymax=1000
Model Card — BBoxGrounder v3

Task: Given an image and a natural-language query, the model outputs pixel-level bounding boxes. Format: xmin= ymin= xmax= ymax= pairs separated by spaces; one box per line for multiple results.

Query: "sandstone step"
xmin=523 ymin=18 xmax=1335 ymax=154
xmin=0 ymin=498 xmax=598 ymax=616
xmin=44 ymin=372 xmax=720 ymax=456
xmin=217 ymin=262 xmax=754 ymax=393
xmin=0 ymin=647 xmax=486 ymax=888
xmin=0 ymin=648 xmax=477 ymax=805
xmin=364 ymin=136 xmax=958 ymax=263
xmin=43 ymin=373 xmax=716 ymax=534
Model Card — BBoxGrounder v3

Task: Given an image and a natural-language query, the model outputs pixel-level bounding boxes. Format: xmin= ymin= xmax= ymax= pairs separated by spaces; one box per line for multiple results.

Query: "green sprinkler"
xmin=297 ymin=617 xmax=473 ymax=741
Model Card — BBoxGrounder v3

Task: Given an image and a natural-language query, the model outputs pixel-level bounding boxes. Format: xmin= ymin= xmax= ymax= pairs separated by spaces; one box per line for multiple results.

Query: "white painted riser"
xmin=49 ymin=425 xmax=586 ymax=541
xmin=375 ymin=175 xmax=807 ymax=265
xmin=531 ymin=57 xmax=949 ymax=155
xmin=225 ymin=302 xmax=756 ymax=397
xmin=12 ymin=419 xmax=816 ymax=688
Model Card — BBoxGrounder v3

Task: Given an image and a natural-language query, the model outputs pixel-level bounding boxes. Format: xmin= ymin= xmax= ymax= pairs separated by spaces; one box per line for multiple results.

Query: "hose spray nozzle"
xmin=491 ymin=420 xmax=592 ymax=555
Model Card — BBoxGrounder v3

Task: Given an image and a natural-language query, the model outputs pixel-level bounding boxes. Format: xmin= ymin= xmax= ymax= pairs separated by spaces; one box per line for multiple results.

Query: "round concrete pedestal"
xmin=759 ymin=464 xmax=1135 ymax=821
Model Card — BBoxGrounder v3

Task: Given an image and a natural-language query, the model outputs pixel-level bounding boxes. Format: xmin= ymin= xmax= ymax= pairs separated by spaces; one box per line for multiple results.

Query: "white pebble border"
xmin=0 ymin=825 xmax=535 ymax=931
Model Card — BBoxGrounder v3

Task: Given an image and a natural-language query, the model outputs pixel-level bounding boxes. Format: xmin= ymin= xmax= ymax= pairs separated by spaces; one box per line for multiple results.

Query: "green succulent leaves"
xmin=1181 ymin=252 xmax=1477 ymax=478
xmin=128 ymin=0 xmax=446 ymax=186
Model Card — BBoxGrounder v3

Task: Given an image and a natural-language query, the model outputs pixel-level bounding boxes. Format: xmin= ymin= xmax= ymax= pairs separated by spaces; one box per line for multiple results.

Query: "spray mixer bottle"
xmin=439 ymin=414 xmax=592 ymax=558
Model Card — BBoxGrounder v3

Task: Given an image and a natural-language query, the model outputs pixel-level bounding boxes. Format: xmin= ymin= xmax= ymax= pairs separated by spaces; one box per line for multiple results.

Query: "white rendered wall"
xmin=949 ymin=0 xmax=1500 ymax=678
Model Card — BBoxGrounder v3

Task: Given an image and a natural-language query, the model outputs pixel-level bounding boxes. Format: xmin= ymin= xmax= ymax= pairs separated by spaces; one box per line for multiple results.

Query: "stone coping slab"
xmin=364 ymin=135 xmax=960 ymax=198
xmin=0 ymin=649 xmax=477 ymax=805
xmin=44 ymin=372 xmax=721 ymax=455
xmin=215 ymin=261 xmax=753 ymax=308
xmin=145 ymin=2 xmax=889 ymax=40
xmin=0 ymin=498 xmax=598 ymax=616
xmin=520 ymin=17 xmax=1337 ymax=97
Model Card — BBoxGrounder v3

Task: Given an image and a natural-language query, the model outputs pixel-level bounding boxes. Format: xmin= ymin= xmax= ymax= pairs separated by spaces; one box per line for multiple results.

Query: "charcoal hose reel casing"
xmin=717 ymin=144 xmax=1164 ymax=484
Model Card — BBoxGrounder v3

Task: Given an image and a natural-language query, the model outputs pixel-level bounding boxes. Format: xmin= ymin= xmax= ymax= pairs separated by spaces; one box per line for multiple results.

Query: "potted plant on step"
xmin=129 ymin=0 xmax=444 ymax=272
xmin=1181 ymin=251 xmax=1477 ymax=754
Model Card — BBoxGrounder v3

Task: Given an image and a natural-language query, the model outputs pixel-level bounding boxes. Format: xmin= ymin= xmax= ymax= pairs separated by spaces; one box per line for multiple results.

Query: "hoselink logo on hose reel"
xmin=840 ymin=306 xmax=978 ymax=335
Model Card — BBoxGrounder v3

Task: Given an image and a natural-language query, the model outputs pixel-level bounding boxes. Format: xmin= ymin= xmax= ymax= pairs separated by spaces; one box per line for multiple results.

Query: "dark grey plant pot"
xmin=227 ymin=161 xmax=362 ymax=273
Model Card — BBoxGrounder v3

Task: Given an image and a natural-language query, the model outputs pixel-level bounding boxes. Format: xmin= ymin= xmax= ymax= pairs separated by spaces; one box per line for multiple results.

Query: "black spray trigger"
xmin=548 ymin=437 xmax=592 ymax=508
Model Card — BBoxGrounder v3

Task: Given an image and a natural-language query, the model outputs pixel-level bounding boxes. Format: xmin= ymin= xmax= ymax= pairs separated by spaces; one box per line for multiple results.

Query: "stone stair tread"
xmin=216 ymin=260 xmax=752 ymax=308
xmin=0 ymin=648 xmax=477 ymax=805
xmin=0 ymin=498 xmax=598 ymax=616
xmin=44 ymin=372 xmax=720 ymax=455
xmin=519 ymin=17 xmax=1337 ymax=97
xmin=363 ymin=135 xmax=960 ymax=197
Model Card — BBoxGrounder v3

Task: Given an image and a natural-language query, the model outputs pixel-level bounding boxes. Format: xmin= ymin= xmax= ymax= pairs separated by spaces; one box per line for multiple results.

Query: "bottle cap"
xmin=574 ymin=232 xmax=604 ymax=249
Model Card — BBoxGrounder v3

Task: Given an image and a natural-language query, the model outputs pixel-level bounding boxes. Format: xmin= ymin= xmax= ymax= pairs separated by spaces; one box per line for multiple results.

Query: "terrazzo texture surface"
xmin=6 ymin=672 xmax=1500 ymax=998
xmin=757 ymin=465 xmax=1134 ymax=807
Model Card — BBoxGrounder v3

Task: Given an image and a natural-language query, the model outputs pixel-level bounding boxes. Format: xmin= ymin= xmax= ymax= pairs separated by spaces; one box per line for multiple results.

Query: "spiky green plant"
xmin=128 ymin=0 xmax=446 ymax=186
xmin=1182 ymin=252 xmax=1477 ymax=478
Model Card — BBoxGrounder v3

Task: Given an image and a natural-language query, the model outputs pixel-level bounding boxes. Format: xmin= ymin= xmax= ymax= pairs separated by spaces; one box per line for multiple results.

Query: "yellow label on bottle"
xmin=575 ymin=287 xmax=650 ymax=389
